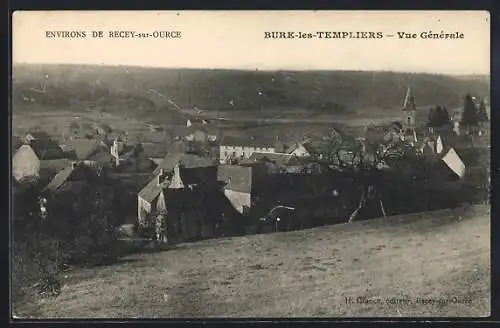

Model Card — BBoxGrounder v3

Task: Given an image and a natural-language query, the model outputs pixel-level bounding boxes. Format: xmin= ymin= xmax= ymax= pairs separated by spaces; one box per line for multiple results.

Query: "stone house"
xmin=110 ymin=137 xmax=130 ymax=167
xmin=137 ymin=152 xmax=218 ymax=243
xmin=219 ymin=135 xmax=283 ymax=164
xmin=151 ymin=152 xmax=216 ymax=179
xmin=137 ymin=170 xmax=171 ymax=229
xmin=217 ymin=165 xmax=254 ymax=215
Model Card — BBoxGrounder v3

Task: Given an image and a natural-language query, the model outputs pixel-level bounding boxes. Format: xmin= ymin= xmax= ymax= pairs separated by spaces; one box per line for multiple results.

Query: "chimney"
xmin=158 ymin=174 xmax=165 ymax=186
xmin=157 ymin=168 xmax=165 ymax=186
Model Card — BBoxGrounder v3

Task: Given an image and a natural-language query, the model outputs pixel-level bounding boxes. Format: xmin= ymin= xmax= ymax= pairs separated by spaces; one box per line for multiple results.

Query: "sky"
xmin=12 ymin=10 xmax=490 ymax=75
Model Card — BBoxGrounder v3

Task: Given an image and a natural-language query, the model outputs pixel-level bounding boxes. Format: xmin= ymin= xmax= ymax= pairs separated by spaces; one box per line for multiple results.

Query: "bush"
xmin=11 ymin=179 xmax=121 ymax=306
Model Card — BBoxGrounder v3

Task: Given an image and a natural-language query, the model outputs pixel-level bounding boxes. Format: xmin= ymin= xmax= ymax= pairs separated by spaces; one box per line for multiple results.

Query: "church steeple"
xmin=402 ymin=87 xmax=416 ymax=127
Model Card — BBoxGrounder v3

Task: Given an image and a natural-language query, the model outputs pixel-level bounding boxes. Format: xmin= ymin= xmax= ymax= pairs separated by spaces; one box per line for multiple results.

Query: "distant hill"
xmin=12 ymin=64 xmax=490 ymax=118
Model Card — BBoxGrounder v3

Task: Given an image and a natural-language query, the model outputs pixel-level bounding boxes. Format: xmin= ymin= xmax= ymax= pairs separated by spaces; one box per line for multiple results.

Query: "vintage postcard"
xmin=11 ymin=11 xmax=490 ymax=319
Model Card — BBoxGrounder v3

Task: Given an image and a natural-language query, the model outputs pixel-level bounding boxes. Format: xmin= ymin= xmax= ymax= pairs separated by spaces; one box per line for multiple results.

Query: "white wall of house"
xmin=156 ymin=191 xmax=167 ymax=213
xmin=12 ymin=145 xmax=41 ymax=181
xmin=137 ymin=196 xmax=152 ymax=227
xmin=224 ymin=189 xmax=251 ymax=214
xmin=436 ymin=136 xmax=444 ymax=154
xmin=219 ymin=145 xmax=276 ymax=163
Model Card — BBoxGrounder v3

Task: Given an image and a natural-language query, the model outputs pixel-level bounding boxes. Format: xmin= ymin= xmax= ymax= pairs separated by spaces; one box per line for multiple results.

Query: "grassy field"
xmin=14 ymin=204 xmax=490 ymax=319
xmin=11 ymin=109 xmax=169 ymax=144
xmin=13 ymin=65 xmax=490 ymax=116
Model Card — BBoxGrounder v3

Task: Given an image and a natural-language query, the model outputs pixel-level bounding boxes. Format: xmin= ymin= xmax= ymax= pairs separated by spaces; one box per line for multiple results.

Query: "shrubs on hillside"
xmin=11 ymin=179 xmax=121 ymax=305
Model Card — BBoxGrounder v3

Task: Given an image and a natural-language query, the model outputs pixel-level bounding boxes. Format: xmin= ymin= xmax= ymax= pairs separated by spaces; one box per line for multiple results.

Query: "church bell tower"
xmin=402 ymin=87 xmax=418 ymax=143
xmin=402 ymin=86 xmax=416 ymax=127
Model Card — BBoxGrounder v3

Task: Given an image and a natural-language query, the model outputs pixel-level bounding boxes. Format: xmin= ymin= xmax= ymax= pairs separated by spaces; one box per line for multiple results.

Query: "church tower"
xmin=402 ymin=87 xmax=418 ymax=143
xmin=402 ymin=86 xmax=416 ymax=127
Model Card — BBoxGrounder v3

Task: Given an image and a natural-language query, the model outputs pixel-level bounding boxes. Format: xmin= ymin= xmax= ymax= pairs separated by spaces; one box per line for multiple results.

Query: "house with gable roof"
xmin=137 ymin=152 xmax=219 ymax=243
xmin=218 ymin=135 xmax=285 ymax=164
xmin=217 ymin=165 xmax=254 ymax=215
xmin=41 ymin=161 xmax=103 ymax=196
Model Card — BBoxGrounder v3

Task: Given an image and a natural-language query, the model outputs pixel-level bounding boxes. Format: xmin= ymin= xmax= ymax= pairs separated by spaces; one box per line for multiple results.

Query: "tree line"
xmin=461 ymin=92 xmax=489 ymax=127
xmin=427 ymin=106 xmax=451 ymax=128
xmin=427 ymin=92 xmax=489 ymax=129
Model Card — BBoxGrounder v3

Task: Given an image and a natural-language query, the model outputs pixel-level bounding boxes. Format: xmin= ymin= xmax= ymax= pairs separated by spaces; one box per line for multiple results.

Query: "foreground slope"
xmin=15 ymin=205 xmax=490 ymax=318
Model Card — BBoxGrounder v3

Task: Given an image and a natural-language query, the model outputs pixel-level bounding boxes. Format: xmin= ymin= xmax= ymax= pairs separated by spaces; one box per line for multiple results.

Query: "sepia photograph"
xmin=10 ymin=10 xmax=490 ymax=319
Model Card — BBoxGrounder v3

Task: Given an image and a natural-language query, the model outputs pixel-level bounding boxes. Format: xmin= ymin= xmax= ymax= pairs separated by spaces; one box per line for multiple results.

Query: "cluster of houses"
xmin=11 ymin=88 xmax=488 ymax=245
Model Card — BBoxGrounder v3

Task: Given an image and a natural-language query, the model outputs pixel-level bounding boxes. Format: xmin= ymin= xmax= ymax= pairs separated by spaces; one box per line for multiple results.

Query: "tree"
xmin=461 ymin=92 xmax=479 ymax=128
xmin=442 ymin=106 xmax=451 ymax=125
xmin=477 ymin=99 xmax=489 ymax=122
xmin=315 ymin=124 xmax=418 ymax=224
xmin=428 ymin=105 xmax=451 ymax=128
xmin=427 ymin=107 xmax=435 ymax=127
xmin=435 ymin=106 xmax=444 ymax=126
xmin=45 ymin=182 xmax=120 ymax=264
xmin=12 ymin=180 xmax=62 ymax=300
xmin=345 ymin=138 xmax=423 ymax=223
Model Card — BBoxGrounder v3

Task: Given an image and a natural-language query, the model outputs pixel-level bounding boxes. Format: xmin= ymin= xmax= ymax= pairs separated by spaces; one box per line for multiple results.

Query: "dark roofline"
xmin=221 ymin=135 xmax=276 ymax=147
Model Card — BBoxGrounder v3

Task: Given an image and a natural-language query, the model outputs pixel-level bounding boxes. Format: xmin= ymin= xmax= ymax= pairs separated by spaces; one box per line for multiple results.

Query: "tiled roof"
xmin=43 ymin=166 xmax=74 ymax=192
xmin=26 ymin=131 xmax=51 ymax=140
xmin=87 ymin=149 xmax=114 ymax=167
xmin=69 ymin=138 xmax=101 ymax=160
xmin=42 ymin=163 xmax=100 ymax=193
xmin=39 ymin=159 xmax=71 ymax=171
xmin=29 ymin=138 xmax=66 ymax=160
xmin=153 ymin=152 xmax=215 ymax=175
xmin=217 ymin=165 xmax=252 ymax=193
xmin=248 ymin=152 xmax=295 ymax=168
xmin=220 ymin=135 xmax=276 ymax=148
xmin=141 ymin=142 xmax=168 ymax=158
xmin=117 ymin=154 xmax=157 ymax=174
xmin=287 ymin=141 xmax=316 ymax=155
xmin=138 ymin=176 xmax=169 ymax=203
